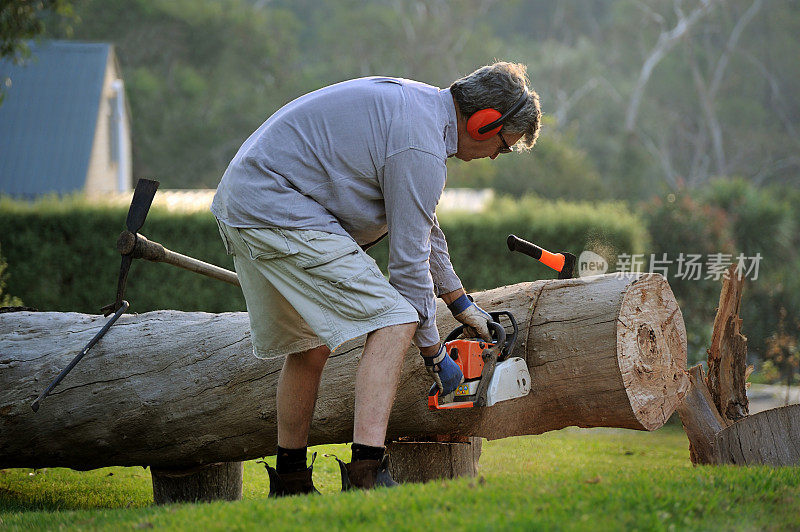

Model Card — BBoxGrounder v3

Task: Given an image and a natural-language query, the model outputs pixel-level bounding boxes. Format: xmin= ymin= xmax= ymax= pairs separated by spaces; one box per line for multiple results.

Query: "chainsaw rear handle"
xmin=443 ymin=311 xmax=517 ymax=360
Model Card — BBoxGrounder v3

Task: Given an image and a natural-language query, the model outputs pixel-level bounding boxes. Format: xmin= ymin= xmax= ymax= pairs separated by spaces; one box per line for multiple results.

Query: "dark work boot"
xmin=259 ymin=453 xmax=320 ymax=497
xmin=336 ymin=455 xmax=399 ymax=490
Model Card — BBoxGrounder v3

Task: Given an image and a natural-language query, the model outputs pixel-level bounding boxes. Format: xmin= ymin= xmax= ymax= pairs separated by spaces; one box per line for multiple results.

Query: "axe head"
xmin=559 ymin=252 xmax=577 ymax=279
xmin=126 ymin=179 xmax=159 ymax=234
xmin=101 ymin=179 xmax=160 ymax=315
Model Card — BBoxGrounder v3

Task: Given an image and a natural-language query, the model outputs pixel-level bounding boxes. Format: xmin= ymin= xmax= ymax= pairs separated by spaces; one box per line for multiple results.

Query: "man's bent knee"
xmin=287 ymin=345 xmax=331 ymax=369
xmin=364 ymin=322 xmax=417 ymax=353
xmin=369 ymin=321 xmax=417 ymax=338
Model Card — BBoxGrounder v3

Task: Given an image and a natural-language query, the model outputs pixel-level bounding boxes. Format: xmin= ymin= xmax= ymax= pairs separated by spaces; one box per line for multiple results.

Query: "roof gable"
xmin=0 ymin=41 xmax=111 ymax=197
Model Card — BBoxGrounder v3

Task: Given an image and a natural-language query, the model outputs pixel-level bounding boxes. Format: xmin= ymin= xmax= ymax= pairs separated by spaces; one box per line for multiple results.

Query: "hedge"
xmin=0 ymin=195 xmax=648 ymax=314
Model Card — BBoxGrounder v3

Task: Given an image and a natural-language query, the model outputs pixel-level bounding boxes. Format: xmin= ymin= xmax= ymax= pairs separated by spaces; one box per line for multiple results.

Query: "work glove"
xmin=448 ymin=294 xmax=493 ymax=341
xmin=422 ymin=343 xmax=464 ymax=396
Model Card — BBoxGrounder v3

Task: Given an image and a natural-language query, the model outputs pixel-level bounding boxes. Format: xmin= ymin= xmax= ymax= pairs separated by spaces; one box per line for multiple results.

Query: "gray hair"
xmin=450 ymin=62 xmax=541 ymax=150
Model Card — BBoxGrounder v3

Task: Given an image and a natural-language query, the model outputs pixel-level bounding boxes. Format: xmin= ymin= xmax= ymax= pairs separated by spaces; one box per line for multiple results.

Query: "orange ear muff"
xmin=467 ymin=109 xmax=502 ymax=141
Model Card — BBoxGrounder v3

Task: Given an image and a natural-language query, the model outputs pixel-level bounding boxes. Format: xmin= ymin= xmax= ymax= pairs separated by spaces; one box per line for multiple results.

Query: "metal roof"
xmin=0 ymin=41 xmax=111 ymax=197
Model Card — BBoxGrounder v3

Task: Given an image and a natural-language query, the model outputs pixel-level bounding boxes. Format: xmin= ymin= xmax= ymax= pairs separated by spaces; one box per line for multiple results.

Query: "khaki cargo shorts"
xmin=216 ymin=219 xmax=418 ymax=359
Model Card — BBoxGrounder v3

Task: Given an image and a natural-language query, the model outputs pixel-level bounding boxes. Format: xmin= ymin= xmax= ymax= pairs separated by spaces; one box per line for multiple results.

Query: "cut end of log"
xmin=616 ymin=274 xmax=689 ymax=430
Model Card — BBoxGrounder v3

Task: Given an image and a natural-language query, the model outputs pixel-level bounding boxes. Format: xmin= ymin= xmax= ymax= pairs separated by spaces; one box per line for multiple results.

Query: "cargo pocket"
xmin=303 ymin=247 xmax=397 ymax=320
xmin=238 ymin=227 xmax=297 ymax=261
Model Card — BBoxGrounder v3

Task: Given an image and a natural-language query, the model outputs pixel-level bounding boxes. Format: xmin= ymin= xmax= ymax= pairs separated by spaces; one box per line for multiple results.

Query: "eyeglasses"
xmin=497 ymin=132 xmax=513 ymax=154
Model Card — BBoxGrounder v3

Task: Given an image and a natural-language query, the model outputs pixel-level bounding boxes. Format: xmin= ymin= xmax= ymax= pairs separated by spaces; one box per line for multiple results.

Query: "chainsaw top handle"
xmin=443 ymin=310 xmax=518 ymax=360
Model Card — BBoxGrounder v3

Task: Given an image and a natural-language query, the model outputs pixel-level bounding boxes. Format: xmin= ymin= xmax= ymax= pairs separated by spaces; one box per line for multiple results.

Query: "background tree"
xmin=50 ymin=0 xmax=303 ymax=187
xmin=0 ymin=0 xmax=73 ymax=103
xmin=0 ymin=0 xmax=72 ymax=61
xmin=764 ymin=312 xmax=800 ymax=403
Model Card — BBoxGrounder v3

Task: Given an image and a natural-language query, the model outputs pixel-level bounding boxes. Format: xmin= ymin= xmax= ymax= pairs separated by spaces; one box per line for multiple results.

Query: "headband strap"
xmin=477 ymin=92 xmax=529 ymax=135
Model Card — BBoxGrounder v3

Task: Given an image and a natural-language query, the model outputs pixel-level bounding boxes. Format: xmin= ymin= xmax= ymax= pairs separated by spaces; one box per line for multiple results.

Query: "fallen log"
xmin=0 ymin=273 xmax=688 ymax=470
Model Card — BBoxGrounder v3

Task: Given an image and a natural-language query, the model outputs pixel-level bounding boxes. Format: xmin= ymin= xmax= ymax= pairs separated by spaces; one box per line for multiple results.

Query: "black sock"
xmin=351 ymin=443 xmax=385 ymax=462
xmin=276 ymin=445 xmax=307 ymax=474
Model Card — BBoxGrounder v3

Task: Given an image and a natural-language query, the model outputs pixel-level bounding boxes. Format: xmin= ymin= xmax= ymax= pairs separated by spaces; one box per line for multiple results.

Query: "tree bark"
xmin=0 ymin=273 xmax=688 ymax=470
xmin=677 ymin=365 xmax=727 ymax=464
xmin=706 ymin=265 xmax=750 ymax=423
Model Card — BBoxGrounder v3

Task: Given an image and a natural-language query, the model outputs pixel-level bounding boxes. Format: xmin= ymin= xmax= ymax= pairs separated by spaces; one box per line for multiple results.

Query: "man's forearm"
xmin=440 ymin=287 xmax=466 ymax=305
xmin=419 ymin=343 xmax=441 ymax=357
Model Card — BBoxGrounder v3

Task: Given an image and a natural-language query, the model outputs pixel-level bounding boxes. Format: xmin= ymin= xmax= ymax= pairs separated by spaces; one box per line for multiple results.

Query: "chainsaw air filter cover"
xmin=485 ymin=357 xmax=531 ymax=406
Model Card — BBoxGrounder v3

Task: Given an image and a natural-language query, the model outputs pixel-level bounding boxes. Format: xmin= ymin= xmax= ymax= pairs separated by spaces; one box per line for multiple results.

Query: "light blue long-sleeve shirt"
xmin=211 ymin=76 xmax=462 ymax=347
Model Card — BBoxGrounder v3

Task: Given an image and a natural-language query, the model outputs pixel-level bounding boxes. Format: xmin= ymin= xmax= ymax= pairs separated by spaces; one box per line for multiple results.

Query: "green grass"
xmin=1 ymin=426 xmax=798 ymax=531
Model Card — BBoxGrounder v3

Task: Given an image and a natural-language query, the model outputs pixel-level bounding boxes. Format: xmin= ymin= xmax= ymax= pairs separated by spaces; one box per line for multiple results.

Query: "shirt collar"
xmin=439 ymin=88 xmax=458 ymax=157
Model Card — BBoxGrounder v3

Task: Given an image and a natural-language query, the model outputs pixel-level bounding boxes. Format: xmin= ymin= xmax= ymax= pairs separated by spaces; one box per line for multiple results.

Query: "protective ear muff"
xmin=465 ymin=92 xmax=529 ymax=141
xmin=467 ymin=109 xmax=503 ymax=141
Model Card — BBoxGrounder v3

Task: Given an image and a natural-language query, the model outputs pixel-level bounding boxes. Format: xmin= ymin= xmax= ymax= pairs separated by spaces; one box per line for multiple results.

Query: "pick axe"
xmin=31 ymin=178 xmax=160 ymax=412
xmin=101 ymin=183 xmax=239 ymax=320
xmin=32 ymin=179 xmax=239 ymax=412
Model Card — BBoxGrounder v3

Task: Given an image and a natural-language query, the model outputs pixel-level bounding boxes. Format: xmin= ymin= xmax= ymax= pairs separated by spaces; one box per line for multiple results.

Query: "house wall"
xmin=84 ymin=48 xmax=132 ymax=195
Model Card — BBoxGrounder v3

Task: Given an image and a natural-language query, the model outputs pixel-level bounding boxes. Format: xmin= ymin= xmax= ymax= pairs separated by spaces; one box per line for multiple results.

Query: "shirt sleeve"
xmin=429 ymin=214 xmax=463 ymax=297
xmin=378 ymin=148 xmax=445 ymax=348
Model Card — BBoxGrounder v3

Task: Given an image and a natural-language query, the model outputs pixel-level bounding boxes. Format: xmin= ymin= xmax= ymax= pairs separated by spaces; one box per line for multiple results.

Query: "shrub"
xmin=0 ymin=195 xmax=648 ymax=314
xmin=641 ymin=178 xmax=800 ymax=363
xmin=0 ymin=195 xmax=243 ymax=313
xmin=370 ymin=195 xmax=649 ymax=291
xmin=0 ymin=241 xmax=23 ymax=307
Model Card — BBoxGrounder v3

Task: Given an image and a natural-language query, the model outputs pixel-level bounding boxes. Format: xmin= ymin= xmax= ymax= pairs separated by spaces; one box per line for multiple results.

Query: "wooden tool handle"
xmin=117 ymin=231 xmax=240 ymax=287
xmin=161 ymin=247 xmax=240 ymax=286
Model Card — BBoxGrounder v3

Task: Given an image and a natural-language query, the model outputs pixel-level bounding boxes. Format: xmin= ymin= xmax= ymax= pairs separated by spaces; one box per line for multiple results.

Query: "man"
xmin=211 ymin=61 xmax=541 ymax=494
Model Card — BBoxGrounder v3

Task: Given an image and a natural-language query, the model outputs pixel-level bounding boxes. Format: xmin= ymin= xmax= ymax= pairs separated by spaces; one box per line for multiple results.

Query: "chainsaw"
xmin=428 ymin=310 xmax=531 ymax=410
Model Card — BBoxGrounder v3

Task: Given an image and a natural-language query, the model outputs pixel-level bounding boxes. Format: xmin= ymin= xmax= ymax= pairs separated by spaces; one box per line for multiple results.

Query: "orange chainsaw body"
xmin=427 ymin=338 xmax=495 ymax=410
xmin=446 ymin=339 xmax=490 ymax=379
xmin=427 ymin=310 xmax=521 ymax=411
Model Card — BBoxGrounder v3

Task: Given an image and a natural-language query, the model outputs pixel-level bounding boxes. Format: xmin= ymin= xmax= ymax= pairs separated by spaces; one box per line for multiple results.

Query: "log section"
xmin=151 ymin=462 xmax=243 ymax=504
xmin=0 ymin=273 xmax=688 ymax=470
xmin=714 ymin=404 xmax=800 ymax=466
xmin=387 ymin=439 xmax=482 ymax=483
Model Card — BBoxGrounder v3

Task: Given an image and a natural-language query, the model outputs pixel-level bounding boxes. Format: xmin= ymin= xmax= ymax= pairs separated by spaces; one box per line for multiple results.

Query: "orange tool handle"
xmin=507 ymin=234 xmax=575 ymax=279
xmin=539 ymin=248 xmax=566 ymax=272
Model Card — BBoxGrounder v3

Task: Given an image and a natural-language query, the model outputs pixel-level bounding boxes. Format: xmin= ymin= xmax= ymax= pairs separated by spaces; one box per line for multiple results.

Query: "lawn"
xmin=1 ymin=425 xmax=798 ymax=531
